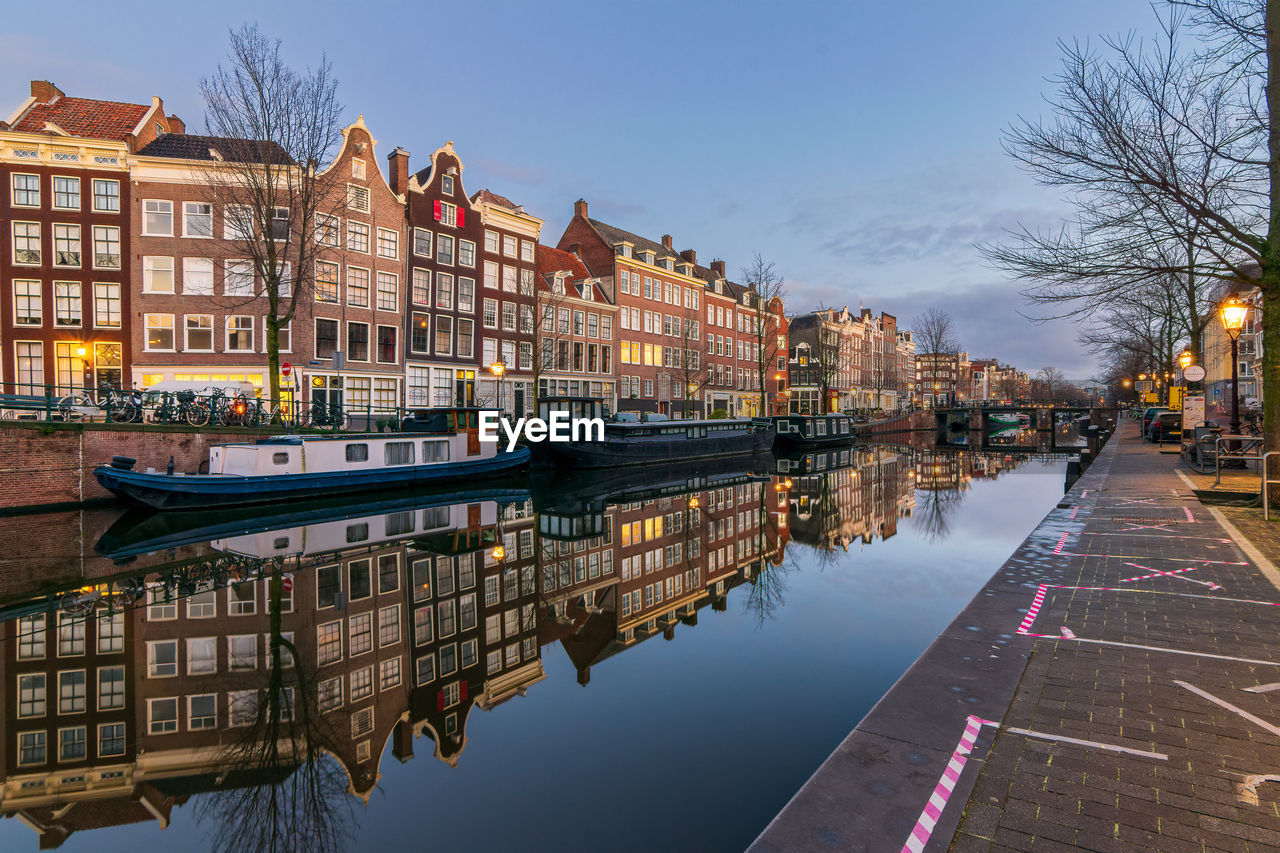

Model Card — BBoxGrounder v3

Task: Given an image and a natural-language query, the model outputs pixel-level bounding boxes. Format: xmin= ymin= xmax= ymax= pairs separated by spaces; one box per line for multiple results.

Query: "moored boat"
xmin=93 ymin=407 xmax=529 ymax=510
xmin=531 ymin=397 xmax=774 ymax=467
xmin=771 ymin=413 xmax=855 ymax=447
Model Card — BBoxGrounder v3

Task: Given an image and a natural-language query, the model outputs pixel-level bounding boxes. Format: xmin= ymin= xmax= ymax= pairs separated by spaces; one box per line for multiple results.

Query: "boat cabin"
xmin=536 ymin=396 xmax=610 ymax=423
xmin=772 ymin=413 xmax=854 ymax=442
xmin=208 ymin=432 xmax=469 ymax=477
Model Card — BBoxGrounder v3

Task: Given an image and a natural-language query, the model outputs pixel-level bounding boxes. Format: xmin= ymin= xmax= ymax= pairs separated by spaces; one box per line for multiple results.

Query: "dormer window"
xmin=616 ymin=244 xmax=632 ymax=258
xmin=714 ymin=282 xmax=723 ymax=294
xmin=640 ymin=250 xmax=655 ymax=264
xmin=660 ymin=258 xmax=673 ymax=270
xmin=678 ymin=264 xmax=692 ymax=276
xmin=552 ymin=279 xmax=565 ymax=295
xmin=441 ymin=175 xmax=454 ymax=196
xmin=582 ymin=283 xmax=593 ymax=301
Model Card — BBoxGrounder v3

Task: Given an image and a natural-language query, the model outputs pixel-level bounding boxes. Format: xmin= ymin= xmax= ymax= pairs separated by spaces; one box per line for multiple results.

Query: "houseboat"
xmin=771 ymin=413 xmax=855 ymax=447
xmin=531 ymin=397 xmax=775 ymax=468
xmin=93 ymin=407 xmax=529 ymax=510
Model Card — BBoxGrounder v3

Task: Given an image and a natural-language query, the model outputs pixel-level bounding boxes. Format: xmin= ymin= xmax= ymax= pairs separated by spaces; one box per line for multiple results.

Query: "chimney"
xmin=166 ymin=114 xmax=185 ymax=135
xmin=30 ymin=80 xmax=64 ymax=103
xmin=574 ymin=198 xmax=588 ymax=219
xmin=661 ymin=234 xmax=673 ymax=250
xmin=679 ymin=249 xmax=696 ymax=265
xmin=388 ymin=147 xmax=410 ymax=196
xmin=710 ymin=259 xmax=726 ymax=278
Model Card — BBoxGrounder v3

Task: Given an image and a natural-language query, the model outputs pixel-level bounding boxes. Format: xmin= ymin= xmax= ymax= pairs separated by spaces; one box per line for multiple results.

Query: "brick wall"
xmin=0 ymin=423 xmax=269 ymax=510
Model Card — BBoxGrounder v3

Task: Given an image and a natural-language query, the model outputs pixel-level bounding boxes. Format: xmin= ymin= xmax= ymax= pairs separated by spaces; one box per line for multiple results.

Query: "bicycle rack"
xmin=1265 ymin=452 xmax=1279 ymax=521
xmin=1215 ymin=435 xmax=1265 ymax=487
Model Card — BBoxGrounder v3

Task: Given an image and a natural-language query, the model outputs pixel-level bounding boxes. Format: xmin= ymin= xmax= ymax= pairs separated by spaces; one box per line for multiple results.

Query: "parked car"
xmin=1140 ymin=406 xmax=1170 ymax=435
xmin=1147 ymin=411 xmax=1182 ymax=443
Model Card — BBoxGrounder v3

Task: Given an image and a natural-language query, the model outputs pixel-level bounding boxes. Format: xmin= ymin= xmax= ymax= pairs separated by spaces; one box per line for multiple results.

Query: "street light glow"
xmin=1220 ymin=295 xmax=1249 ymax=338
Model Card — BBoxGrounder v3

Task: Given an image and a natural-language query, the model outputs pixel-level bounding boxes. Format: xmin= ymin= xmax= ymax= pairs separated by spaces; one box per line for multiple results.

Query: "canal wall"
xmin=0 ymin=422 xmax=272 ymax=512
xmin=749 ymin=426 xmax=1118 ymax=853
xmin=854 ymin=409 xmax=934 ymax=438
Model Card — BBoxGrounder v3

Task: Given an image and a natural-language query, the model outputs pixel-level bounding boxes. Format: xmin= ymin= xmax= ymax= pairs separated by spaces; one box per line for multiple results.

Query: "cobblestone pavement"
xmin=952 ymin=425 xmax=1280 ymax=852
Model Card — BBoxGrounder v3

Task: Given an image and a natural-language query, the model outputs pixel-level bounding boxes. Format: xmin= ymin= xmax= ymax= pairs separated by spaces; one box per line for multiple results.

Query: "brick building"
xmin=0 ymin=81 xmax=171 ymax=394
xmin=534 ymin=244 xmax=617 ymax=407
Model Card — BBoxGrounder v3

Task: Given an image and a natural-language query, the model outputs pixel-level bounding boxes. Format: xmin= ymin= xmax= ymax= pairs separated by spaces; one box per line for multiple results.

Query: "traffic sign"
xmin=282 ymin=575 xmax=293 ymax=593
xmin=282 ymin=361 xmax=292 ymax=377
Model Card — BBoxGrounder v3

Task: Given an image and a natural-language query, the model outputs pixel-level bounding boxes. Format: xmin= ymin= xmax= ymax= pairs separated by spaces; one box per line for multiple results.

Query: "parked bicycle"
xmin=59 ymin=577 xmax=147 ymax=616
xmin=56 ymin=388 xmax=145 ymax=423
xmin=303 ymin=399 xmax=348 ymax=430
xmin=147 ymin=389 xmax=211 ymax=426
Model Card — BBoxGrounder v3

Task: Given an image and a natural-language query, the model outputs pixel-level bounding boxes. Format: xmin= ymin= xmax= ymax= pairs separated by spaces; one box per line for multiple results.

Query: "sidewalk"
xmin=952 ymin=425 xmax=1280 ymax=851
xmin=750 ymin=424 xmax=1280 ymax=853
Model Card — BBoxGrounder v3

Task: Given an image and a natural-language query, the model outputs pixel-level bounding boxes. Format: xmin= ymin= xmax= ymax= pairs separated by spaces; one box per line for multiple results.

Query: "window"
xmin=349 ymin=558 xmax=373 ymax=601
xmin=380 ymin=657 xmax=402 ymax=690
xmin=439 ymin=643 xmax=457 ymax=675
xmin=377 ymin=272 xmax=398 ymax=310
xmin=93 ymin=179 xmax=119 ymax=212
xmin=441 ymin=174 xmax=455 ymax=195
xmin=177 ymin=257 xmax=213 ymax=295
xmin=98 ymin=666 xmax=125 ymax=710
xmin=226 ymin=316 xmax=254 ymax=352
xmin=53 ymin=176 xmax=80 ymax=209
xmin=484 ymin=229 xmax=499 ymax=253
xmin=379 ymin=605 xmax=401 ymax=646
xmin=223 ymin=204 xmax=253 ymax=240
xmin=57 ymin=670 xmax=86 ymax=714
xmin=18 ymin=615 xmax=46 ymax=659
xmin=97 ymin=612 xmax=123 ymax=653
xmin=185 ymin=314 xmax=214 ymax=351
xmin=519 ymin=268 xmax=534 ymax=295
xmin=456 ymin=319 xmax=473 ymax=358
xmin=14 ymin=280 xmax=41 ymax=325
xmin=316 ymin=260 xmax=339 ymax=303
xmin=99 ymin=722 xmax=126 ymax=756
xmin=53 ymin=282 xmax=81 ymax=327
xmin=347 ymin=183 xmax=370 ymax=212
xmin=228 ymin=581 xmax=256 ymax=615
xmin=348 ymin=267 xmax=370 ymax=306
xmin=411 ymin=312 xmax=431 ymax=353
xmin=229 ymin=634 xmax=257 ymax=670
xmin=318 ymin=621 xmax=342 ymax=664
xmin=502 ymin=303 xmax=516 ymax=331
xmin=484 ymin=260 xmax=499 ymax=289
xmin=435 ymin=315 xmax=453 ymax=355
xmin=483 ymin=298 xmax=498 ymax=328
xmin=316 ymin=213 xmax=340 ymax=246
xmin=459 ymin=239 xmax=475 ymax=267
xmin=148 ymin=640 xmax=178 ymax=677
xmin=416 ymin=654 xmax=436 ymax=685
xmin=413 ymin=227 xmax=433 ymax=257
xmin=58 ymin=613 xmax=85 ymax=656
xmin=351 ymin=666 xmax=373 ymax=701
xmin=183 ymin=201 xmax=213 ymax=237
xmin=437 ymin=233 xmax=454 ymax=265
xmin=351 ymin=158 xmax=367 ymax=179
xmin=415 ymin=606 xmax=434 ymax=647
xmin=53 ymin=224 xmax=80 ymax=266
xmin=143 ymin=256 xmax=174 ymax=293
xmin=144 ymin=200 xmax=173 ymax=236
xmin=146 ymin=698 xmax=179 ymax=734
xmin=88 ymin=225 xmax=121 ymax=271
xmin=378 ymin=325 xmax=398 ymax=363
xmin=315 ymin=319 xmax=339 ymax=359
xmin=188 ymin=637 xmax=217 ymax=675
xmin=59 ymin=726 xmax=87 ymax=761
xmin=271 ymin=207 xmax=290 ymax=240
xmin=502 ymin=234 xmax=518 ymax=257
xmin=18 ymin=674 xmax=45 ymax=718
xmin=228 ymin=691 xmax=258 ymax=727
xmin=319 ymin=677 xmax=343 ymax=711
xmin=348 ymin=221 xmax=370 ymax=253
xmin=348 ymin=322 xmax=369 ymax=361
xmin=12 ymin=221 xmax=40 ymax=264
xmin=12 ymin=173 xmax=39 ymax=206
xmin=188 ymin=694 xmax=217 ymax=730
xmin=457 ymin=276 xmax=475 ymax=312
xmin=377 ymin=227 xmax=398 ymax=259
xmin=502 ymin=265 xmax=517 ymax=292
xmin=459 ymin=593 xmax=477 ymax=632
xmin=147 ymin=586 xmax=177 ymax=620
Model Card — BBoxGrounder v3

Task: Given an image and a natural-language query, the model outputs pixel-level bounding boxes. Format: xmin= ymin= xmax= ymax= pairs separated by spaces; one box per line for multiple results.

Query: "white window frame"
xmin=143 ymin=199 xmax=174 ymax=236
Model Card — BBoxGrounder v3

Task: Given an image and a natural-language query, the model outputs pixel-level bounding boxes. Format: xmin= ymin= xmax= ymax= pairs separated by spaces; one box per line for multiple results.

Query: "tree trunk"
xmin=1266 ymin=0 xmax=1279 ymax=454
xmin=266 ymin=317 xmax=282 ymax=409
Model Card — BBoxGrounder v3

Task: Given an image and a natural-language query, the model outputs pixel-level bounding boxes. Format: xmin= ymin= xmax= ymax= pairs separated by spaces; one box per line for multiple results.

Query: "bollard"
xmin=1087 ymin=425 xmax=1100 ymax=457
xmin=1079 ymin=447 xmax=1093 ymax=471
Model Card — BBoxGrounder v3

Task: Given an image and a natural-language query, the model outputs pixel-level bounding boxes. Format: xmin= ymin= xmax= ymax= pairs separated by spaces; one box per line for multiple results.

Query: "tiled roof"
xmin=10 ymin=96 xmax=150 ymax=141
xmin=536 ymin=244 xmax=591 ymax=280
xmin=138 ymin=133 xmax=293 ymax=164
xmin=471 ymin=188 xmax=519 ymax=210
xmin=586 ymin=218 xmax=677 ymax=261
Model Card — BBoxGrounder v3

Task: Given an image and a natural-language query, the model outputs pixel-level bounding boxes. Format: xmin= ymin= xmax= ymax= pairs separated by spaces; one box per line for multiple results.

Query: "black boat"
xmin=532 ymin=396 xmax=775 ymax=468
xmin=770 ymin=413 xmax=855 ymax=447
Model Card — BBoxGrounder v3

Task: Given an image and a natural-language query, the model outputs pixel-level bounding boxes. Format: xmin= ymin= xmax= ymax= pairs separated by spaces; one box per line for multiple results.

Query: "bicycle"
xmin=304 ymin=400 xmax=348 ymax=430
xmin=59 ymin=577 xmax=147 ymax=616
xmin=148 ymin=390 xmax=211 ymax=426
xmin=57 ymin=389 xmax=143 ymax=423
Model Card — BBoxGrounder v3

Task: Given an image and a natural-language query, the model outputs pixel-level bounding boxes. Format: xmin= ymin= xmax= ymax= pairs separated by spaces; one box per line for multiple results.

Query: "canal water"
xmin=0 ymin=445 xmax=1070 ymax=852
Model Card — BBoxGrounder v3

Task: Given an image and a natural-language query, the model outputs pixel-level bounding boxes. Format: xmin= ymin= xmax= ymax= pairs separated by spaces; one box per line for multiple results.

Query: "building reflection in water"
xmin=0 ymin=446 xmax=1046 ymax=848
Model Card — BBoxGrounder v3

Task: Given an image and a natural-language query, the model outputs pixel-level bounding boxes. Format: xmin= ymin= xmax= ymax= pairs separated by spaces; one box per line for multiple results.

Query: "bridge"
xmin=855 ymin=403 xmax=1118 ymax=453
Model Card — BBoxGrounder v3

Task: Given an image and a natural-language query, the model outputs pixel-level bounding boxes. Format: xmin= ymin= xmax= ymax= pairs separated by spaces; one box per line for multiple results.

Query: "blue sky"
xmin=2 ymin=0 xmax=1159 ymax=377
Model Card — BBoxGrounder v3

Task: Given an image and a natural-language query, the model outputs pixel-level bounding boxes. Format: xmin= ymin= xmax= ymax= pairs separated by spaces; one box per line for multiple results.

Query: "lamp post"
xmin=687 ymin=382 xmax=698 ymax=418
xmin=1219 ymin=295 xmax=1249 ymax=436
xmin=489 ymin=361 xmax=506 ymax=412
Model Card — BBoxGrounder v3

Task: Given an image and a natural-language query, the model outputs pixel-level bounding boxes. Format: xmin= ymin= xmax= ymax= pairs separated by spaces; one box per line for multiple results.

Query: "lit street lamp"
xmin=489 ymin=361 xmax=506 ymax=411
xmin=1219 ymin=295 xmax=1250 ymax=436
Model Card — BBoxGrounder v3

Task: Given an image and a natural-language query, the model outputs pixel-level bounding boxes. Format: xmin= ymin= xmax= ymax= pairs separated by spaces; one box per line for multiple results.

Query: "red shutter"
xmin=433 ymin=200 xmax=442 ymax=222
xmin=459 ymin=680 xmax=469 ymax=701
xmin=437 ymin=689 xmax=445 ymax=711
xmin=456 ymin=208 xmax=465 ymax=228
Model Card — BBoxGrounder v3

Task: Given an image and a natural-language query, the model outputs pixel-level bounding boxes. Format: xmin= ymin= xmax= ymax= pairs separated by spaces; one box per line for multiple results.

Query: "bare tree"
xmin=1037 ymin=367 xmax=1066 ymax=402
xmin=983 ymin=2 xmax=1277 ymax=451
xmin=531 ymin=279 xmax=575 ymax=407
xmin=664 ymin=307 xmax=710 ymax=417
xmin=740 ymin=254 xmax=788 ymax=416
xmin=912 ymin=308 xmax=960 ymax=401
xmin=199 ymin=24 xmax=345 ymax=409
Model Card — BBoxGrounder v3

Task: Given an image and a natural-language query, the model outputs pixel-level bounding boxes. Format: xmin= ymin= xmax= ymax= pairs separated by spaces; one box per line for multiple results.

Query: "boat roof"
xmin=252 ymin=433 xmax=430 ymax=445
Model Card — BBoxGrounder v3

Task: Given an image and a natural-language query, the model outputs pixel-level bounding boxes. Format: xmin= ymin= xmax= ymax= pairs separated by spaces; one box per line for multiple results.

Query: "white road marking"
xmin=1244 ymin=683 xmax=1280 ymax=694
xmin=1175 ymin=681 xmax=1280 ymax=738
xmin=1071 ymin=638 xmax=1280 ymax=667
xmin=1003 ymin=727 xmax=1168 ymax=760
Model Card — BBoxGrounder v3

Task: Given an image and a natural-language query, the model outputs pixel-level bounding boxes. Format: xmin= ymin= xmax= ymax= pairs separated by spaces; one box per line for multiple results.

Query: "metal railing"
xmin=1214 ymin=434 xmax=1266 ymax=487
xmin=1264 ymin=452 xmax=1279 ymax=521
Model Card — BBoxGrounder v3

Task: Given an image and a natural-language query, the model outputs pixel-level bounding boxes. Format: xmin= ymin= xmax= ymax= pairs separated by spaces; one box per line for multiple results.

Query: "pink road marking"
xmin=1119 ymin=523 xmax=1174 ymax=532
xmin=1080 ymin=489 xmax=1089 ymax=498
xmin=1070 ymin=506 xmax=1080 ymax=519
xmin=1060 ymin=626 xmax=1076 ymax=639
xmin=1184 ymin=506 xmax=1195 ymax=522
xmin=1057 ymin=552 xmax=1246 ymax=564
xmin=901 ymin=714 xmax=1000 ymax=853
xmin=1017 ymin=586 xmax=1049 ymax=634
xmin=1053 ymin=533 xmax=1069 ymax=554
xmin=1119 ymin=562 xmax=1222 ymax=591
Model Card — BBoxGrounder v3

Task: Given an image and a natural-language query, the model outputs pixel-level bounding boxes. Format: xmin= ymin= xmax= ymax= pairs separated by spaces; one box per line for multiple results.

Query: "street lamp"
xmin=1219 ymin=295 xmax=1250 ymax=435
xmin=489 ymin=361 xmax=506 ymax=411
xmin=686 ymin=382 xmax=698 ymax=418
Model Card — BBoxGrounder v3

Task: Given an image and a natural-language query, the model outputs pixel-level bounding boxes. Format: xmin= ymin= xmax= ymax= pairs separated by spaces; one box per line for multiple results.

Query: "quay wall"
xmin=0 ymin=423 xmax=272 ymax=512
xmin=853 ymin=409 xmax=933 ymax=438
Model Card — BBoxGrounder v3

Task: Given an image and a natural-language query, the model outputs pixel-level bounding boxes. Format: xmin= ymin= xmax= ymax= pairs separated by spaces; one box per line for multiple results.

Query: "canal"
xmin=0 ymin=445 xmax=1071 ymax=852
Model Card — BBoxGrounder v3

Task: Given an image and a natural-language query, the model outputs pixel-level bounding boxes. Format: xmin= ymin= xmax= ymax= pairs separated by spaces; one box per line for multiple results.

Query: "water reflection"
xmin=0 ymin=445 xmax=1065 ymax=850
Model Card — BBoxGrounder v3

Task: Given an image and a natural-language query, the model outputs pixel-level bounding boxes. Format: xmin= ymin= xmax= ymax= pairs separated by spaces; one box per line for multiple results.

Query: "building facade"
xmin=534 ymin=244 xmax=617 ymax=408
